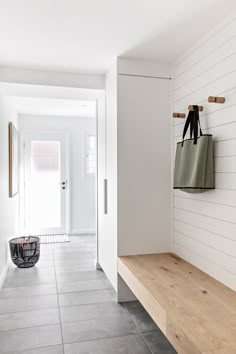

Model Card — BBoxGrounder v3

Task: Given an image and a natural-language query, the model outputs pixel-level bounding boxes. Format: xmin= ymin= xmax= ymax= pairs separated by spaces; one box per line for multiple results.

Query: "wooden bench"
xmin=118 ymin=253 xmax=236 ymax=354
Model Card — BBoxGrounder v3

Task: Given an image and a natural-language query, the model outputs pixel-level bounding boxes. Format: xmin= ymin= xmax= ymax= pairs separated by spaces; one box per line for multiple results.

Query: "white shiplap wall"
xmin=172 ymin=14 xmax=236 ymax=291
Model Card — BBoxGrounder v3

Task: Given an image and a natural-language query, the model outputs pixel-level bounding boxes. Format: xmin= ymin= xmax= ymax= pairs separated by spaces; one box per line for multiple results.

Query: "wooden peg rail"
xmin=208 ymin=96 xmax=225 ymax=104
xmin=172 ymin=112 xmax=186 ymax=118
xmin=188 ymin=105 xmax=203 ymax=112
xmin=172 ymin=96 xmax=225 ymax=119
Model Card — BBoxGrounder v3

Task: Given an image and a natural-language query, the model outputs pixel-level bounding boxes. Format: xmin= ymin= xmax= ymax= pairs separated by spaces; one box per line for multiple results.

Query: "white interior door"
xmin=24 ymin=132 xmax=68 ymax=235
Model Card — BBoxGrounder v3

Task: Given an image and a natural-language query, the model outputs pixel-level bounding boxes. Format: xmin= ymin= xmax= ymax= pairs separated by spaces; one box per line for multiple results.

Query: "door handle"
xmin=104 ymin=179 xmax=108 ymax=214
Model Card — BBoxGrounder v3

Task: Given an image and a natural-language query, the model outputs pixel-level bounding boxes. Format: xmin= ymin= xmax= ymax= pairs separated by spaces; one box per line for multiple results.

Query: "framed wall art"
xmin=9 ymin=122 xmax=19 ymax=197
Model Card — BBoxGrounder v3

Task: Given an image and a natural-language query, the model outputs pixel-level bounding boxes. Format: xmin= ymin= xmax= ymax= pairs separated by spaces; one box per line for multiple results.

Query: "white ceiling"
xmin=0 ymin=0 xmax=235 ymax=74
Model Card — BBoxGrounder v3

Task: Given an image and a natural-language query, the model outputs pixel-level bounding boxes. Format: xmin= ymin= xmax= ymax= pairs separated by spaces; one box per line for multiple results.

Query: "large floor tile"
xmin=55 ymin=270 xmax=105 ymax=283
xmin=53 ymin=246 xmax=96 ymax=254
xmin=62 ymin=313 xmax=138 ymax=343
xmin=0 ymin=324 xmax=62 ymax=353
xmin=8 ymin=344 xmax=64 ymax=354
xmin=129 ymin=310 xmax=158 ymax=333
xmin=6 ymin=267 xmax=55 ymax=277
xmin=60 ymin=301 xmax=127 ymax=323
xmin=8 ymin=259 xmax=55 ymax=270
xmin=64 ymin=334 xmax=151 ymax=354
xmin=38 ymin=253 xmax=54 ymax=261
xmin=0 ymin=308 xmax=60 ymax=331
xmin=57 ymin=278 xmax=112 ymax=294
xmin=0 ymin=235 xmax=164 ymax=354
xmin=4 ymin=269 xmax=56 ymax=288
xmin=55 ymin=264 xmax=95 ymax=273
xmin=34 ymin=260 xmax=55 ymax=268
xmin=59 ymin=289 xmax=116 ymax=307
xmin=54 ymin=259 xmax=95 ymax=268
xmin=52 ymin=243 xmax=78 ymax=249
xmin=0 ymin=283 xmax=57 ymax=299
xmin=122 ymin=301 xmax=158 ymax=333
xmin=0 ymin=294 xmax=58 ymax=314
xmin=122 ymin=300 xmax=146 ymax=314
xmin=53 ymin=251 xmax=96 ymax=260
xmin=142 ymin=330 xmax=177 ymax=354
xmin=39 ymin=245 xmax=54 ymax=254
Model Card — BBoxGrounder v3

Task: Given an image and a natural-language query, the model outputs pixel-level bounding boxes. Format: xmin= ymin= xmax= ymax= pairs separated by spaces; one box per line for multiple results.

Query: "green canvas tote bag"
xmin=174 ymin=105 xmax=215 ymax=193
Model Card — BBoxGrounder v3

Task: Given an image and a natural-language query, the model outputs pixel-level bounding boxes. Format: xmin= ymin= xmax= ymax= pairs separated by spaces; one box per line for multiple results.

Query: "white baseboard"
xmin=69 ymin=229 xmax=96 ymax=235
xmin=0 ymin=259 xmax=9 ymax=291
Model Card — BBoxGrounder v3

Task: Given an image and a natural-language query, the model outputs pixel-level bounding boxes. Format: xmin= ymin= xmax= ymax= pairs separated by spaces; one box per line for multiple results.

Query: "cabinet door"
xmin=117 ymin=75 xmax=171 ymax=256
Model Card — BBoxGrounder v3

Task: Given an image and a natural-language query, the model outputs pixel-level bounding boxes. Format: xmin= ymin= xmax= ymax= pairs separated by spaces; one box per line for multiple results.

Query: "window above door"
xmin=86 ymin=133 xmax=96 ymax=175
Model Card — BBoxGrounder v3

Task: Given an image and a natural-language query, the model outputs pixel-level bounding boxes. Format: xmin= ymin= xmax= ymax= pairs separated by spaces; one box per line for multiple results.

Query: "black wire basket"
xmin=9 ymin=236 xmax=40 ymax=268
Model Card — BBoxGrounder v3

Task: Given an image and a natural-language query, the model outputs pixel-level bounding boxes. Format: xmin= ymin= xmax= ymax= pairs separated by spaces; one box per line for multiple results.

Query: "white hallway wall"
xmin=20 ymin=114 xmax=96 ymax=235
xmin=172 ymin=14 xmax=236 ymax=291
xmin=0 ymin=97 xmax=19 ymax=288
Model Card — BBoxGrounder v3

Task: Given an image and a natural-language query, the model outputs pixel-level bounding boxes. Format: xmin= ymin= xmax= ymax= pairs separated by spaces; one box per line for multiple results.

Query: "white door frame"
xmin=1 ymin=82 xmax=105 ymax=266
xmin=20 ymin=130 xmax=71 ymax=235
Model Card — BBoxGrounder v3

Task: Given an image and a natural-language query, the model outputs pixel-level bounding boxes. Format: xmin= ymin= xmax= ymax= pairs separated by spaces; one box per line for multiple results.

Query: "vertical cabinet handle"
xmin=104 ymin=179 xmax=108 ymax=214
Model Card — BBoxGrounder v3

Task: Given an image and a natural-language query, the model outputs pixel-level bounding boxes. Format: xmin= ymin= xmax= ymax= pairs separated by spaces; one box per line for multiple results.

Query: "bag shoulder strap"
xmin=182 ymin=110 xmax=193 ymax=141
xmin=193 ymin=105 xmax=203 ymax=144
xmin=182 ymin=105 xmax=203 ymax=145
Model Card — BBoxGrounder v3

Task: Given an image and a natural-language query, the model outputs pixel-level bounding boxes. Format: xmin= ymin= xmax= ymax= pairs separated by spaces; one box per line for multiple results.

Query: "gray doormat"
xmin=38 ymin=234 xmax=70 ymax=244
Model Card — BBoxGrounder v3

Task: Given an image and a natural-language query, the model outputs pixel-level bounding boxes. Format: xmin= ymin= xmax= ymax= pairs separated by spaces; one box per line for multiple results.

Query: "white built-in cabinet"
xmin=97 ymin=58 xmax=172 ymax=300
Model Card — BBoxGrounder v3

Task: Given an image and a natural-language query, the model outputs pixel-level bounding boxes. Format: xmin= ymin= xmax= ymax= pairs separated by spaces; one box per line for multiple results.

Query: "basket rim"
xmin=9 ymin=236 xmax=40 ymax=244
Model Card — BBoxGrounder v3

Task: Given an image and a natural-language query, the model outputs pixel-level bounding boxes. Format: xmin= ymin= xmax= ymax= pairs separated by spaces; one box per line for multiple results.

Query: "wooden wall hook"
xmin=172 ymin=112 xmax=186 ymax=118
xmin=208 ymin=96 xmax=225 ymax=104
xmin=188 ymin=105 xmax=203 ymax=112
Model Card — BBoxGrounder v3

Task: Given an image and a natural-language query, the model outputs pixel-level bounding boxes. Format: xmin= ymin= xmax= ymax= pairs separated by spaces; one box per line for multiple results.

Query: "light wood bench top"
xmin=118 ymin=253 xmax=236 ymax=354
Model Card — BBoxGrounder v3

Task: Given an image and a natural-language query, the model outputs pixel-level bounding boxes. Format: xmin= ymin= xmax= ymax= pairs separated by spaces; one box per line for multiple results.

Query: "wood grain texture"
xmin=118 ymin=253 xmax=236 ymax=354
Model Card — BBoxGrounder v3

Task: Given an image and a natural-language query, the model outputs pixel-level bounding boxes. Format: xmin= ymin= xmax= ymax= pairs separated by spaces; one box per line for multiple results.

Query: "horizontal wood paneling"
xmin=215 ymin=173 xmax=236 ymax=189
xmin=174 ymin=220 xmax=236 ymax=257
xmin=175 ymin=53 xmax=236 ymax=101
xmin=174 ymin=187 xmax=236 ymax=207
xmin=174 ymin=17 xmax=236 ymax=78
xmin=172 ymin=14 xmax=236 ymax=291
xmin=173 ymin=87 xmax=236 ymax=127
xmin=174 ymin=104 xmax=236 ymax=136
xmin=174 ymin=70 xmax=236 ymax=112
xmin=175 ymin=232 xmax=236 ymax=272
xmin=174 ymin=35 xmax=236 ymax=89
xmin=174 ymin=208 xmax=236 ymax=241
xmin=174 ymin=196 xmax=236 ymax=223
xmin=174 ymin=243 xmax=236 ymax=290
xmin=214 ymin=139 xmax=236 ymax=156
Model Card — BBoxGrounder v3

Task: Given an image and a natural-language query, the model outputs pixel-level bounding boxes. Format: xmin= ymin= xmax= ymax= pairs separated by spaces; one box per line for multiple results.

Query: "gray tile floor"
xmin=0 ymin=235 xmax=176 ymax=354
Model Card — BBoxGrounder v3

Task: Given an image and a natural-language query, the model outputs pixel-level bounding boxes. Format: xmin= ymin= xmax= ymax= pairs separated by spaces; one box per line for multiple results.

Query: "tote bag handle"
xmin=192 ymin=105 xmax=203 ymax=144
xmin=182 ymin=105 xmax=202 ymax=145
